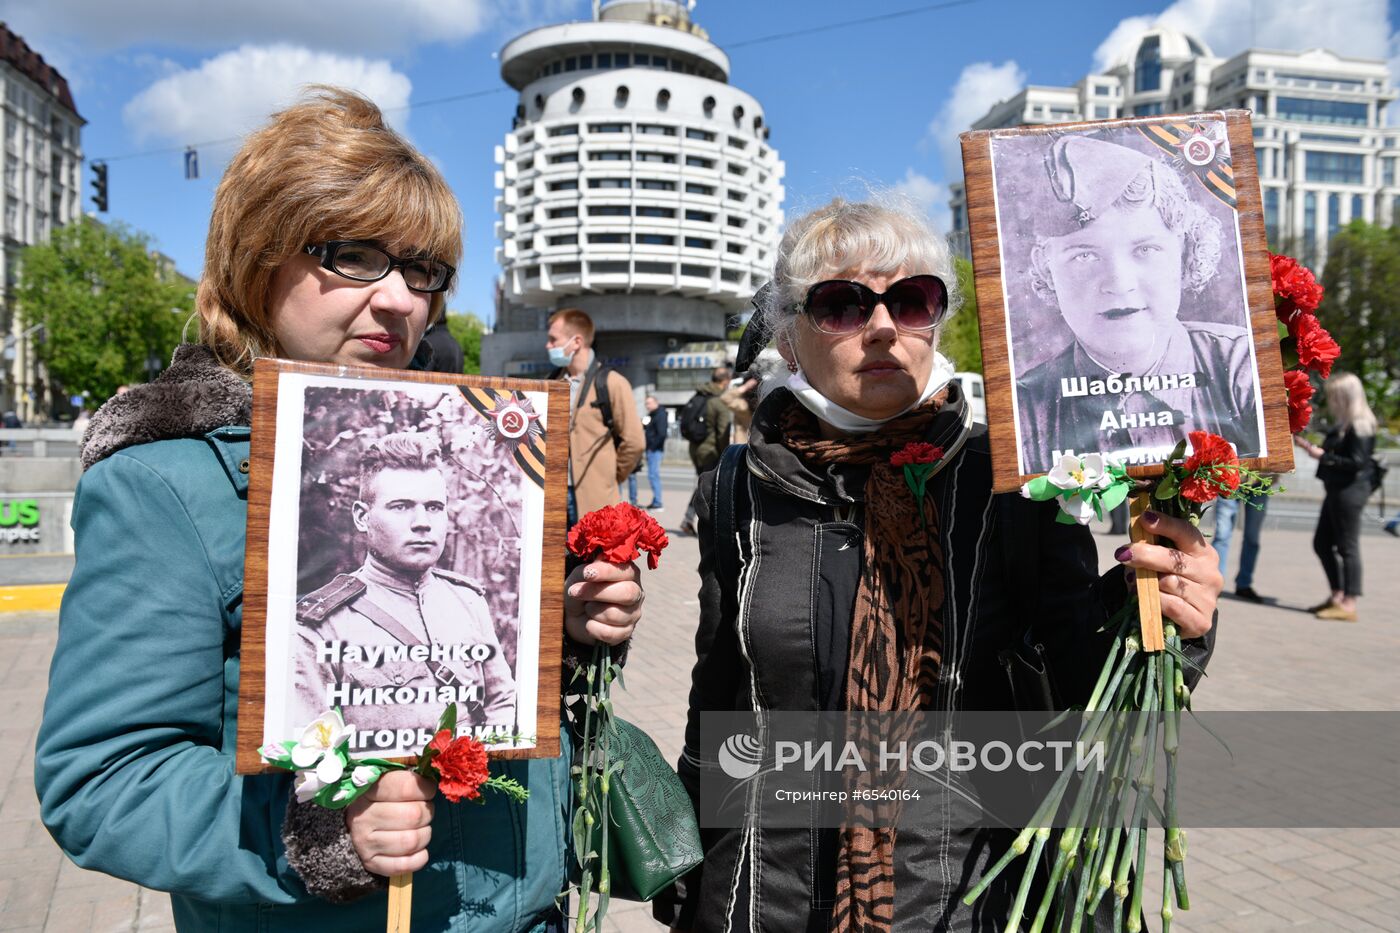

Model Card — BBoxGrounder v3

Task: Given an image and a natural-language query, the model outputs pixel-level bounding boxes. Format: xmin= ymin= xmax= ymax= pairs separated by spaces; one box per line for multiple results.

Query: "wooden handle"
xmin=1128 ymin=492 xmax=1165 ymax=653
xmin=388 ymin=872 xmax=413 ymax=932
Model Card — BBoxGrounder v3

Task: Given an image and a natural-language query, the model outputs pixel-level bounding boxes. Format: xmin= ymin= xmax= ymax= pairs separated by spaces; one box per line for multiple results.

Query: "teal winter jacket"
xmin=35 ymin=346 xmax=573 ymax=932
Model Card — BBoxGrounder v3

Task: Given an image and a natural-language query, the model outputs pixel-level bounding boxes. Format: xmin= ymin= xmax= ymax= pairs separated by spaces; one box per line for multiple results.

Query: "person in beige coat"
xmin=545 ymin=308 xmax=645 ymax=523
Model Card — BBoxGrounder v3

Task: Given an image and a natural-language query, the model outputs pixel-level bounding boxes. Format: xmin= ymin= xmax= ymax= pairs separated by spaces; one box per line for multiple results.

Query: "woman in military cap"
xmin=1006 ymin=131 xmax=1262 ymax=475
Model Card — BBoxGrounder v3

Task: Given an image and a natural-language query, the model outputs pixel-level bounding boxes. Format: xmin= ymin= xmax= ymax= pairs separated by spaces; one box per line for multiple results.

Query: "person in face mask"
xmin=544 ymin=307 xmax=645 ymax=525
xmin=656 ymin=197 xmax=1225 ymax=933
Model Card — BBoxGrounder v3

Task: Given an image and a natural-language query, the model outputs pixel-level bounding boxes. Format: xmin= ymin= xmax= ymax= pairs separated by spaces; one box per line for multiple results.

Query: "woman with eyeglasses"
xmin=656 ymin=198 xmax=1222 ymax=932
xmin=35 ymin=88 xmax=641 ymax=932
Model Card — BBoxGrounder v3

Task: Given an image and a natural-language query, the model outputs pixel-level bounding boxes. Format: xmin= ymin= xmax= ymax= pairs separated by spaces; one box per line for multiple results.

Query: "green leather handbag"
xmin=575 ymin=712 xmax=704 ymax=901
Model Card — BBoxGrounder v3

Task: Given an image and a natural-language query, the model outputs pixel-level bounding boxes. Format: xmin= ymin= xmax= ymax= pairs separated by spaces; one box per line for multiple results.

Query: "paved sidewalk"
xmin=3 ymin=492 xmax=1398 ymax=931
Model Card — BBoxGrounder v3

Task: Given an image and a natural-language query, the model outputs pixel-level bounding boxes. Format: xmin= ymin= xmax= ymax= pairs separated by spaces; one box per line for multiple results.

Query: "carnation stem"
xmin=594 ymin=649 xmax=614 ymax=922
xmin=1004 ymin=827 xmax=1050 ymax=931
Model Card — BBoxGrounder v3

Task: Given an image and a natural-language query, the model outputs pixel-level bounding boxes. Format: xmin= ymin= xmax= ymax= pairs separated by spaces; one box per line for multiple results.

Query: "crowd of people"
xmin=28 ymin=86 xmax=1393 ymax=933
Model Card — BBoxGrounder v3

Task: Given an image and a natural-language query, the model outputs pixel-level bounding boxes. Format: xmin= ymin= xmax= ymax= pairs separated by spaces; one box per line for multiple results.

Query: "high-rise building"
xmin=485 ymin=0 xmax=784 ymax=404
xmin=948 ymin=26 xmax=1399 ymax=271
xmin=0 ymin=23 xmax=84 ymax=422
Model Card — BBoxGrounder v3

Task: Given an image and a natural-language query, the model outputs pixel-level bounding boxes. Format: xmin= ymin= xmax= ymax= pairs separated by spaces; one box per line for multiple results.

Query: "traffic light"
xmin=91 ymin=161 xmax=108 ymax=213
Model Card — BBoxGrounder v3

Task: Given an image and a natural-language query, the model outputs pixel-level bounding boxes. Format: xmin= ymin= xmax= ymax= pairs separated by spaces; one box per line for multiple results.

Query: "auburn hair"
xmin=548 ymin=307 xmax=596 ymax=346
xmin=197 ymin=86 xmax=463 ymax=375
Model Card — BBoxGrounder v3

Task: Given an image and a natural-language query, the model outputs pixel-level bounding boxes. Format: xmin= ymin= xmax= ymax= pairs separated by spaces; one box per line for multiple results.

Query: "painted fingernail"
xmin=1114 ymin=545 xmax=1133 ymax=562
xmin=1143 ymin=511 xmax=1160 ymax=526
xmin=569 ymin=583 xmax=583 ymax=597
xmin=583 ymin=566 xmax=598 ymax=580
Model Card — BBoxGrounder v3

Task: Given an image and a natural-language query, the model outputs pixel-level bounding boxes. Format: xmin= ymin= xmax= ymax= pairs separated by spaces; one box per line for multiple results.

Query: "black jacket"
xmin=1316 ymin=425 xmax=1376 ymax=491
xmin=645 ymin=405 xmax=669 ymax=451
xmin=658 ymin=385 xmax=1214 ymax=932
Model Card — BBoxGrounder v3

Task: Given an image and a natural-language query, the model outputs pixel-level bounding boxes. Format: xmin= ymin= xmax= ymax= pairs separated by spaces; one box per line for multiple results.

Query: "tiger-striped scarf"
xmin=780 ymin=391 xmax=957 ymax=932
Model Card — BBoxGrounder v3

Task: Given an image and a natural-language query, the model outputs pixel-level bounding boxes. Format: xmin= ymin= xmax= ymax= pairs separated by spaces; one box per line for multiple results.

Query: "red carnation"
xmin=890 ymin=442 xmax=945 ymax=467
xmin=427 ymin=729 xmax=491 ymax=803
xmin=1179 ymin=431 xmax=1241 ymax=503
xmin=1293 ymin=314 xmax=1340 ymax=379
xmin=1269 ymin=252 xmax=1324 ymax=324
xmin=567 ymin=501 xmax=669 ymax=569
xmin=1283 ymin=369 xmax=1314 ymax=434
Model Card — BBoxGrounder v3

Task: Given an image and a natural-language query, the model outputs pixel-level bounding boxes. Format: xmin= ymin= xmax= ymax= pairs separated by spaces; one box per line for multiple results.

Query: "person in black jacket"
xmin=643 ymin=394 xmax=668 ymax=509
xmin=1295 ymin=372 xmax=1378 ymax=622
xmin=657 ymin=198 xmax=1222 ymax=933
xmin=419 ymin=318 xmax=465 ymax=373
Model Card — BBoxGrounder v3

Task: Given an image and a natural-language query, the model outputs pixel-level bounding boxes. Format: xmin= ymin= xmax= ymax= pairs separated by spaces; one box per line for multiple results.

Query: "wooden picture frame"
xmin=236 ymin=359 xmax=569 ymax=773
xmin=960 ymin=109 xmax=1294 ymax=493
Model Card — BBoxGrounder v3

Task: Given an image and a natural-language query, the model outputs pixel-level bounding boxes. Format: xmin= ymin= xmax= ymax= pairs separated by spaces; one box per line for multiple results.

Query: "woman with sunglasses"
xmin=658 ymin=198 xmax=1221 ymax=932
xmin=36 ymin=88 xmax=641 ymax=932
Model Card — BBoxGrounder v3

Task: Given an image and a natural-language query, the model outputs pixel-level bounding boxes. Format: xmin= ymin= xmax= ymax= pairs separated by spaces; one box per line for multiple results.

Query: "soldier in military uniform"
xmin=291 ymin=433 xmax=516 ymax=748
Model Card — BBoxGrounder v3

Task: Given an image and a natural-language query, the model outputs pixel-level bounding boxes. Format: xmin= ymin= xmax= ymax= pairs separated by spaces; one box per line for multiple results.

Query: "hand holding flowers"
xmin=261 ymin=704 xmax=528 ymax=883
xmin=564 ymin=502 xmax=664 ymax=646
xmin=564 ymin=503 xmax=668 ymax=931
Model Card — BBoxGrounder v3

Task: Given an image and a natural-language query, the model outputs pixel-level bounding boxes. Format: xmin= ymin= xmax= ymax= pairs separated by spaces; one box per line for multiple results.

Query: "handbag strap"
xmin=713 ymin=443 xmax=749 ymax=621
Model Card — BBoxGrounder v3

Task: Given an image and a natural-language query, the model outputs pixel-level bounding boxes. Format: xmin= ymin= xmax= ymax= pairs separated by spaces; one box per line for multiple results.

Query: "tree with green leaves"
xmin=1317 ymin=220 xmax=1400 ymax=427
xmin=16 ymin=217 xmax=192 ymax=404
xmin=940 ymin=257 xmax=983 ymax=374
xmin=444 ymin=311 xmax=487 ymax=374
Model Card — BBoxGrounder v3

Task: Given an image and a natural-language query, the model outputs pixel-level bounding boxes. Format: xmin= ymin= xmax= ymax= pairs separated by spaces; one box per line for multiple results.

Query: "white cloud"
xmin=925 ymin=60 xmax=1026 ymax=175
xmin=123 ymin=45 xmax=412 ymax=145
xmin=891 ymin=168 xmax=951 ymax=235
xmin=1092 ymin=0 xmax=1394 ymax=72
xmin=0 ymin=0 xmax=499 ymax=55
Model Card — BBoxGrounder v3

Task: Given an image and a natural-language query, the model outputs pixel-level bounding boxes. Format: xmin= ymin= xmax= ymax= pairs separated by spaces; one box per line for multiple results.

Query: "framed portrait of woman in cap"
xmin=959 ymin=109 xmax=1293 ymax=491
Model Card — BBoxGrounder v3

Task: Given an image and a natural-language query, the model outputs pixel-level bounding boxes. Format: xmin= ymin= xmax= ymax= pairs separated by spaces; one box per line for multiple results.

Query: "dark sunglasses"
xmin=305 ymin=240 xmax=456 ymax=294
xmin=800 ymin=274 xmax=948 ymax=335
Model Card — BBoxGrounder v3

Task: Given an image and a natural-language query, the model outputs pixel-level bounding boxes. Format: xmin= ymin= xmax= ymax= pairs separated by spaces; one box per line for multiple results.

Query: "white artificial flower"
xmin=1045 ymin=453 xmax=1085 ymax=490
xmin=1058 ymin=494 xmax=1098 ymax=525
xmin=316 ymin=752 xmax=346 ymax=785
xmin=294 ymin=769 xmax=327 ymax=804
xmin=291 ymin=710 xmax=347 ymax=769
xmin=1079 ymin=453 xmax=1112 ymax=490
xmin=351 ymin=765 xmax=381 ymax=787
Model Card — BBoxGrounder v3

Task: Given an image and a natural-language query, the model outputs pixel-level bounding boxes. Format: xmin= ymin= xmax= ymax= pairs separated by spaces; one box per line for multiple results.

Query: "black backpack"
xmin=679 ymin=392 xmax=710 ymax=443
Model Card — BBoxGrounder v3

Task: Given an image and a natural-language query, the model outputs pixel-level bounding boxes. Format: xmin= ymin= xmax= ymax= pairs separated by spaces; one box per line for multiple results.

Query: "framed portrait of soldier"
xmin=959 ymin=109 xmax=1294 ymax=490
xmin=235 ymin=359 xmax=570 ymax=772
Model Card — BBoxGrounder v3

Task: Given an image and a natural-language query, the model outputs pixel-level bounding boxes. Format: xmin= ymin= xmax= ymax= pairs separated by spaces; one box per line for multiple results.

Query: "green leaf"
xmin=438 ymin=703 xmax=458 ymax=736
xmin=1166 ymin=439 xmax=1188 ymax=464
xmin=571 ymin=807 xmax=589 ymax=867
xmin=1024 ymin=476 xmax=1056 ymax=501
xmin=1100 ymin=481 xmax=1130 ymax=514
xmin=1155 ymin=472 xmax=1179 ymax=500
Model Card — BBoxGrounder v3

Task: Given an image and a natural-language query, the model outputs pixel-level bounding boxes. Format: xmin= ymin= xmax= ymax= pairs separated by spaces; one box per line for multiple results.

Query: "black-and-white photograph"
xmin=260 ymin=372 xmax=550 ymax=758
xmin=989 ymin=115 xmax=1268 ymax=476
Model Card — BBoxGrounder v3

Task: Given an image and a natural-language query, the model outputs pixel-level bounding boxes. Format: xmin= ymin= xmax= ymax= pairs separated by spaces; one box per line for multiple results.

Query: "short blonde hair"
xmin=1323 ymin=372 xmax=1378 ymax=438
xmin=197 ymin=86 xmax=463 ymax=374
xmin=765 ymin=197 xmax=960 ymax=349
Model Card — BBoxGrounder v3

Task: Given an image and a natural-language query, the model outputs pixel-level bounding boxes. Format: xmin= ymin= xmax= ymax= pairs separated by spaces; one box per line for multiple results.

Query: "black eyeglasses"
xmin=305 ymin=241 xmax=456 ymax=294
xmin=800 ymin=274 xmax=948 ymax=335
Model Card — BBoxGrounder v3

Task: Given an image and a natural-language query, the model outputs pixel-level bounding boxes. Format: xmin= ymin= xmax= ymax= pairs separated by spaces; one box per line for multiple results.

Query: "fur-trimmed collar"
xmin=80 ymin=344 xmax=252 ymax=470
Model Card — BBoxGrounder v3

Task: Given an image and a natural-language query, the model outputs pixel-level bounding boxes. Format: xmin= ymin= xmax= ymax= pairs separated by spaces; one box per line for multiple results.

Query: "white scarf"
xmin=787 ymin=351 xmax=956 ymax=434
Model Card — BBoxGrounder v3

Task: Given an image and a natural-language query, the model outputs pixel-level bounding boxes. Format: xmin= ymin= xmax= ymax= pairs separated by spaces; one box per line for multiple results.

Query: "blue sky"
xmin=2 ymin=0 xmax=1395 ymax=325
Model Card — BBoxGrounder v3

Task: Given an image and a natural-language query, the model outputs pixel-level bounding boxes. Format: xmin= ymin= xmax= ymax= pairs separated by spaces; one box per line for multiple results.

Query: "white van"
xmin=953 ymin=372 xmax=987 ymax=423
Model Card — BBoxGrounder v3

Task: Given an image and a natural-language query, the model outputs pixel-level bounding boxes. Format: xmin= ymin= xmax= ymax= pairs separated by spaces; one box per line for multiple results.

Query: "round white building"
xmin=484 ymin=0 xmax=785 ymax=399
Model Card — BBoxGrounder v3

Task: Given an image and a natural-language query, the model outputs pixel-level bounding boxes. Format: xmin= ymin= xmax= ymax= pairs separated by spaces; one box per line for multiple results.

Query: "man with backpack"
xmin=679 ymin=365 xmax=734 ymax=535
xmin=545 ymin=308 xmax=645 ymax=526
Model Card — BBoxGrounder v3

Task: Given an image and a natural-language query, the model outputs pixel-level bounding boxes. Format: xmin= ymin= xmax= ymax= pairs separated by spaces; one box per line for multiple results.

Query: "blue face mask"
xmin=547 ymin=344 xmax=574 ymax=368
